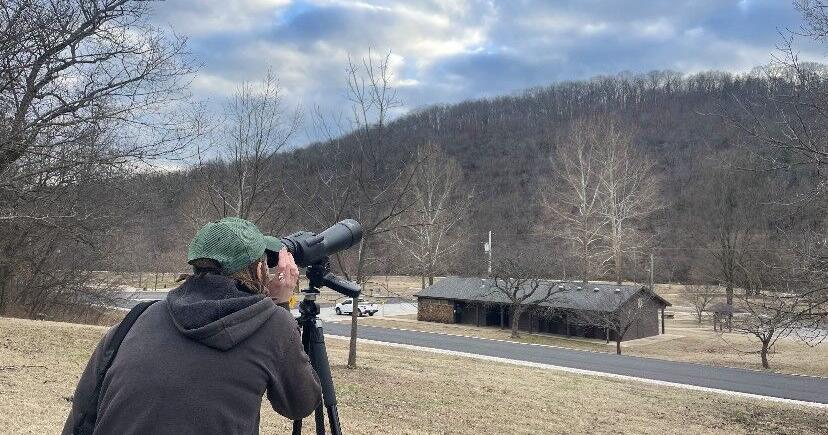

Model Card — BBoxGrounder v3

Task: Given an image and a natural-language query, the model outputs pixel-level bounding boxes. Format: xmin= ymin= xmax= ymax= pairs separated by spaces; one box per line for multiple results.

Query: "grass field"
xmin=354 ymin=313 xmax=828 ymax=377
xmin=1 ymin=317 xmax=826 ymax=434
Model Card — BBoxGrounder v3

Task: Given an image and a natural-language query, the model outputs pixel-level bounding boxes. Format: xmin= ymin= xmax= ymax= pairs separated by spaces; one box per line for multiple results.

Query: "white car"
xmin=334 ymin=298 xmax=378 ymax=317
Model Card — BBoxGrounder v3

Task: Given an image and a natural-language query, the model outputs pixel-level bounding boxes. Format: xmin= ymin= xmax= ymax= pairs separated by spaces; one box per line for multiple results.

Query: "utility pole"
xmin=483 ymin=231 xmax=492 ymax=276
xmin=649 ymin=253 xmax=654 ymax=291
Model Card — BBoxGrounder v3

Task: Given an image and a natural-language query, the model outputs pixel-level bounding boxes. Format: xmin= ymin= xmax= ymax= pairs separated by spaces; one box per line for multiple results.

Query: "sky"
xmin=149 ymin=0 xmax=825 ymax=146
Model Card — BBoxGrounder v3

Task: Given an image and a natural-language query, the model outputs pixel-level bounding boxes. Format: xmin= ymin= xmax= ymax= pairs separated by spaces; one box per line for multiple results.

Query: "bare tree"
xmin=486 ymin=253 xmax=566 ymax=338
xmin=544 ymin=115 xmax=661 ymax=284
xmin=542 ymin=118 xmax=607 ymax=283
xmin=594 ymin=117 xmax=662 ymax=284
xmin=0 ymin=0 xmax=194 ymax=318
xmin=684 ymin=151 xmax=778 ymax=333
xmin=290 ymin=50 xmax=417 ymax=368
xmin=681 ymin=284 xmax=720 ymax=324
xmin=720 ymin=2 xmax=828 ymax=334
xmin=1 ymin=0 xmax=194 ymax=179
xmin=393 ymin=142 xmax=471 ymax=288
xmin=572 ymin=288 xmax=657 ymax=355
xmin=198 ymin=71 xmax=300 ymax=223
xmin=715 ymin=230 xmax=828 ymax=369
xmin=730 ymin=291 xmax=822 ymax=369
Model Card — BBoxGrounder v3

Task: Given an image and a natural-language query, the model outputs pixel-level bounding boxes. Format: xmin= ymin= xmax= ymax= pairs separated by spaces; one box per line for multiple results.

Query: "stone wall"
xmin=417 ymin=297 xmax=455 ymax=323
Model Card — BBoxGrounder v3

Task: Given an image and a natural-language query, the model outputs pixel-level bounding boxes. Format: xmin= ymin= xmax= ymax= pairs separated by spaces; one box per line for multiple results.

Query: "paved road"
xmin=112 ymin=291 xmax=826 ymax=404
xmin=322 ymin=323 xmax=828 ymax=405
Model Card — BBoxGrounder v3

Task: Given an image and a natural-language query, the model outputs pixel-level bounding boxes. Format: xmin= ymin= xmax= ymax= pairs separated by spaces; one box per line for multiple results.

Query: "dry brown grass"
xmin=2 ymin=305 xmax=125 ymax=327
xmin=357 ymin=314 xmax=828 ymax=377
xmin=2 ymin=316 xmax=826 ymax=434
xmin=630 ymin=315 xmax=828 ymax=377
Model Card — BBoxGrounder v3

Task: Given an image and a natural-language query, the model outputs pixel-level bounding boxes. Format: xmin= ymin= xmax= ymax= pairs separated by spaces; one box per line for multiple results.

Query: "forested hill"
xmin=112 ymin=68 xmax=819 ymax=284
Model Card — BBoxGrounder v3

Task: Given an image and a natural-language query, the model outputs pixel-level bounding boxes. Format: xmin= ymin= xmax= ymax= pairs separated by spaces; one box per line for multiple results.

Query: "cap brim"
xmin=263 ymin=236 xmax=283 ymax=253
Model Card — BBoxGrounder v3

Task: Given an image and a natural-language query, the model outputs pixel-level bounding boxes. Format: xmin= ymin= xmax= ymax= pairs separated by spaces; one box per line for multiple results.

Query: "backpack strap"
xmin=74 ymin=300 xmax=158 ymax=435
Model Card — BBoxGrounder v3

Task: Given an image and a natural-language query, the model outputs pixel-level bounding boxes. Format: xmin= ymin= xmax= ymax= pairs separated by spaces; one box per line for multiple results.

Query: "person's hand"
xmin=265 ymin=248 xmax=299 ymax=305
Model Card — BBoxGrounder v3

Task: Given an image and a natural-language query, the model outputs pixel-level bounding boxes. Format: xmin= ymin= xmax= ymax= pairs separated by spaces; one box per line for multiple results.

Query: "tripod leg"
xmin=305 ymin=320 xmax=328 ymax=435
xmin=314 ymin=403 xmax=325 ymax=435
xmin=293 ymin=319 xmax=315 ymax=435
xmin=305 ymin=319 xmax=343 ymax=435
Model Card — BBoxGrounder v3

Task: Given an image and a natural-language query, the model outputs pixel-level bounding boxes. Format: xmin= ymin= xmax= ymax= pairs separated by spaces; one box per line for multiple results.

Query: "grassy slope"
xmin=1 ymin=317 xmax=826 ymax=434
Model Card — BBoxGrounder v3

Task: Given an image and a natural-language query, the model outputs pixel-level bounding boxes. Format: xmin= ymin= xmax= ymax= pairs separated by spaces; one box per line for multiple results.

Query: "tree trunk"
xmin=581 ymin=236 xmax=589 ymax=283
xmin=421 ymin=275 xmax=425 ymax=289
xmin=760 ymin=342 xmax=770 ymax=369
xmin=615 ymin=338 xmax=622 ymax=355
xmin=347 ymin=238 xmax=366 ymax=368
xmin=347 ymin=296 xmax=360 ymax=368
xmin=725 ymin=283 xmax=733 ymax=332
xmin=511 ymin=306 xmax=523 ymax=338
xmin=614 ymin=249 xmax=622 ymax=285
xmin=0 ymin=263 xmax=8 ymax=315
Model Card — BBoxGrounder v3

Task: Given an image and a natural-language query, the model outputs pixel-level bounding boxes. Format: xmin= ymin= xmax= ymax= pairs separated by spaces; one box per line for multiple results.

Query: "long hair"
xmin=227 ymin=256 xmax=268 ymax=294
xmin=181 ymin=257 xmax=268 ymax=294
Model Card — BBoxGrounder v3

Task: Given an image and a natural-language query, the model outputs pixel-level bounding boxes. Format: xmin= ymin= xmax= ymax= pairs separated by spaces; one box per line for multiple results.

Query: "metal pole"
xmin=487 ymin=230 xmax=492 ymax=276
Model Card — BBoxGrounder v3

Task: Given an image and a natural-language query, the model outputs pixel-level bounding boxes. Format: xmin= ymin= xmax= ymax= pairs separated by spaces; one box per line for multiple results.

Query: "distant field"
xmin=2 ymin=317 xmax=826 ymax=434
xmin=89 ymin=271 xmax=184 ymax=290
xmin=357 ymin=312 xmax=828 ymax=377
xmin=90 ymin=271 xmax=426 ymax=296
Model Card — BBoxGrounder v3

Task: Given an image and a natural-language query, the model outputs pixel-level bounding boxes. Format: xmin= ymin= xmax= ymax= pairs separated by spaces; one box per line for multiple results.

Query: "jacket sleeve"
xmin=61 ymin=325 xmax=118 ymax=435
xmin=264 ymin=309 xmax=323 ymax=420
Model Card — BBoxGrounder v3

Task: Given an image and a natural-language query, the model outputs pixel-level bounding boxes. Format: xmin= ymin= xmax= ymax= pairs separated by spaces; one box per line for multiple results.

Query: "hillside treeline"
xmin=93 ymin=68 xmax=823 ymax=288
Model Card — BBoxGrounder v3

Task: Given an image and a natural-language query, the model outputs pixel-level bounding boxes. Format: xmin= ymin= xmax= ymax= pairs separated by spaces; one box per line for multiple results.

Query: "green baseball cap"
xmin=187 ymin=217 xmax=268 ymax=274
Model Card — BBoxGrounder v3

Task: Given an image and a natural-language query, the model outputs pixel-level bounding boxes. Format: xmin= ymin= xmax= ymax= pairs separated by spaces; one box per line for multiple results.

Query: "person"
xmin=62 ymin=217 xmax=322 ymax=435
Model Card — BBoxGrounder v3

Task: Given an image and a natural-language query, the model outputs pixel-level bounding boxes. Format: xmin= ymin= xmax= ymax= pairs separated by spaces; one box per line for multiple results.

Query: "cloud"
xmin=151 ymin=0 xmax=292 ymax=35
xmin=147 ymin=0 xmax=822 ymax=145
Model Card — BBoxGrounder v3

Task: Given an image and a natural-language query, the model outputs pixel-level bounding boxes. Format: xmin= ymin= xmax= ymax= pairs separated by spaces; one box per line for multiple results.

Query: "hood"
xmin=166 ymin=274 xmax=277 ymax=351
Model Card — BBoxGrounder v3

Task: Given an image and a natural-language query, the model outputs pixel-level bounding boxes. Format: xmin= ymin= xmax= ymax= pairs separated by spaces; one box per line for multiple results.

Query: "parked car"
xmin=334 ymin=298 xmax=378 ymax=316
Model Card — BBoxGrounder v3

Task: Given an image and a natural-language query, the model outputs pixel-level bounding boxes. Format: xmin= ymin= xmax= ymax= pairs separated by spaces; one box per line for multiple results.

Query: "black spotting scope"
xmin=268 ymin=219 xmax=362 ymax=298
xmin=275 ymin=219 xmax=362 ymax=268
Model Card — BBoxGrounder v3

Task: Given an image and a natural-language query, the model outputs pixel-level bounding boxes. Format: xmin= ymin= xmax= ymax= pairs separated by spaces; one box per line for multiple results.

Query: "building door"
xmin=453 ymin=302 xmax=464 ymax=323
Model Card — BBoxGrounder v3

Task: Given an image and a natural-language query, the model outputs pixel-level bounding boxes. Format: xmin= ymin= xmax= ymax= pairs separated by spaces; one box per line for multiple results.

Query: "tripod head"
xmin=303 ymin=257 xmax=361 ymax=299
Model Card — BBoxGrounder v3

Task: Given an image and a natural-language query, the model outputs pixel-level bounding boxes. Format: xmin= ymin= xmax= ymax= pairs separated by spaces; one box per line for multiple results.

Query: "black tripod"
xmin=292 ymin=260 xmax=360 ymax=435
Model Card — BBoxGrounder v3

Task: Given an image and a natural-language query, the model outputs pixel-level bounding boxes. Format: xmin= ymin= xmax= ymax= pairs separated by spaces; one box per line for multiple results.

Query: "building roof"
xmin=415 ymin=276 xmax=671 ymax=312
